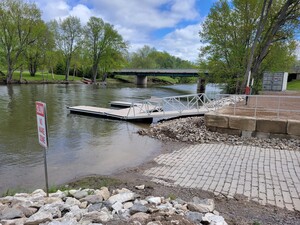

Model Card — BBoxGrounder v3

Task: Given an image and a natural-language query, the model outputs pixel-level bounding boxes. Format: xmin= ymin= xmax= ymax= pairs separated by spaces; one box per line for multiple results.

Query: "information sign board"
xmin=36 ymin=101 xmax=48 ymax=148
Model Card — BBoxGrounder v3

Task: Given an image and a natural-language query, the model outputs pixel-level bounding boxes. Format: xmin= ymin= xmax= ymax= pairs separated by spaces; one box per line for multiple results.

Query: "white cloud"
xmin=35 ymin=0 xmax=94 ymax=23
xmin=171 ymin=0 xmax=199 ymax=20
xmin=33 ymin=0 xmax=202 ymax=62
xmin=69 ymin=4 xmax=94 ymax=24
xmin=157 ymin=23 xmax=203 ymax=62
xmin=37 ymin=0 xmax=70 ymax=21
xmin=88 ymin=0 xmax=199 ymax=29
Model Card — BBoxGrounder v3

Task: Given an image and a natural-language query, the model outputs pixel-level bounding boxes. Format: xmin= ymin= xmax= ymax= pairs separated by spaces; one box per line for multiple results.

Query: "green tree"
xmin=199 ymin=0 xmax=299 ymax=93
xmin=128 ymin=45 xmax=195 ymax=70
xmin=129 ymin=45 xmax=157 ymax=69
xmin=244 ymin=0 xmax=300 ymax=88
xmin=26 ymin=21 xmax=55 ymax=77
xmin=0 ymin=0 xmax=42 ymax=83
xmin=83 ymin=17 xmax=128 ymax=83
xmin=50 ymin=16 xmax=82 ymax=81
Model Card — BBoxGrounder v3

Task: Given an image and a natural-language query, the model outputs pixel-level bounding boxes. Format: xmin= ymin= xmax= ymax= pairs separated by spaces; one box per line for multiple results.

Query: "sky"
xmin=31 ymin=0 xmax=216 ymax=62
xmin=31 ymin=0 xmax=299 ymax=62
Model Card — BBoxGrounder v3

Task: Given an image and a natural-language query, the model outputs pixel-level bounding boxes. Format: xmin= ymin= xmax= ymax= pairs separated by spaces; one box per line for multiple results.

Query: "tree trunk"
xmin=244 ymin=0 xmax=299 ymax=88
xmin=29 ymin=60 xmax=37 ymax=77
xmin=73 ymin=65 xmax=76 ymax=81
xmin=92 ymin=63 xmax=98 ymax=84
xmin=51 ymin=66 xmax=54 ymax=80
xmin=65 ymin=56 xmax=71 ymax=81
xmin=243 ymin=0 xmax=272 ymax=89
xmin=19 ymin=66 xmax=23 ymax=83
xmin=6 ymin=64 xmax=14 ymax=84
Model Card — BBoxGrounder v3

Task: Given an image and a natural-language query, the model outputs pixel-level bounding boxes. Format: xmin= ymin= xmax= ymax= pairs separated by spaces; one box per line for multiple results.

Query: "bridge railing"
xmin=126 ymin=93 xmax=213 ymax=117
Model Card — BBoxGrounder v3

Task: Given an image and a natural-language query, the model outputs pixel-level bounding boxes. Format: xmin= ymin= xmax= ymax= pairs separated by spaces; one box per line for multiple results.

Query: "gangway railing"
xmin=126 ymin=93 xmax=213 ymax=118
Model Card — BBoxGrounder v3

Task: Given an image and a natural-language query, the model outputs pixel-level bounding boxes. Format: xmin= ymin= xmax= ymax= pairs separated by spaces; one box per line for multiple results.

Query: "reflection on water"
xmin=0 ymin=83 xmax=196 ymax=193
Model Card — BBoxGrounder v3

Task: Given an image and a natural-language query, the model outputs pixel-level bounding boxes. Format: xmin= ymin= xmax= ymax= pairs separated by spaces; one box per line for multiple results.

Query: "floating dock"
xmin=109 ymin=101 xmax=142 ymax=108
xmin=68 ymin=94 xmax=213 ymax=122
xmin=68 ymin=105 xmax=208 ymax=121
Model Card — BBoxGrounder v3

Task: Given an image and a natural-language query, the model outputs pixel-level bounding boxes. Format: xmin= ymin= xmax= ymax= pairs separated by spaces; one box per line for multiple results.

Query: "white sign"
xmin=36 ymin=101 xmax=48 ymax=148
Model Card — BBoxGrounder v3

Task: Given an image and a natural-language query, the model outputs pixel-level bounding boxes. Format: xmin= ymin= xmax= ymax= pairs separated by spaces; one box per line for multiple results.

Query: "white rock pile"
xmin=205 ymin=96 xmax=245 ymax=109
xmin=0 ymin=187 xmax=227 ymax=225
xmin=138 ymin=117 xmax=300 ymax=151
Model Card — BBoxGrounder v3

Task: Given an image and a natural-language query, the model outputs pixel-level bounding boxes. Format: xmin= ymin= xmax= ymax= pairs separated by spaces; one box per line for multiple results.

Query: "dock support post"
xmin=197 ymin=78 xmax=206 ymax=93
xmin=136 ymin=75 xmax=147 ymax=86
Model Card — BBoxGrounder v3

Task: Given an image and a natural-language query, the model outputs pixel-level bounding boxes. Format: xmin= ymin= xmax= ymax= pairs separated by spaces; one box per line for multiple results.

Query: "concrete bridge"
xmin=112 ymin=69 xmax=208 ymax=85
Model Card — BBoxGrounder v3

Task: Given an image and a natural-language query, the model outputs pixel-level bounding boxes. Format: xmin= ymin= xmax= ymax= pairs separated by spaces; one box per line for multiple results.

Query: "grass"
xmin=12 ymin=71 xmax=82 ymax=82
xmin=0 ymin=69 xmax=82 ymax=82
xmin=66 ymin=176 xmax=122 ymax=190
xmin=1 ymin=69 xmax=198 ymax=85
xmin=48 ymin=184 xmax=71 ymax=193
xmin=1 ymin=187 xmax=30 ymax=197
xmin=287 ymin=79 xmax=300 ymax=90
xmin=167 ymin=193 xmax=177 ymax=200
xmin=253 ymin=222 xmax=261 ymax=225
xmin=150 ymin=76 xmax=177 ymax=84
xmin=114 ymin=75 xmax=135 ymax=83
xmin=114 ymin=75 xmax=179 ymax=84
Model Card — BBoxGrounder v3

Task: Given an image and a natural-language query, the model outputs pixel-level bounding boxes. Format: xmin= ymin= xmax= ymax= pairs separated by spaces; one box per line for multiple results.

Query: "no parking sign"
xmin=36 ymin=101 xmax=48 ymax=148
xmin=35 ymin=101 xmax=49 ymax=196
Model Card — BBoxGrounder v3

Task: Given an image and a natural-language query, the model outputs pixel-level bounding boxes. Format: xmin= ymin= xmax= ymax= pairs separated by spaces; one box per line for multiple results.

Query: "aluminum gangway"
xmin=68 ymin=93 xmax=215 ymax=121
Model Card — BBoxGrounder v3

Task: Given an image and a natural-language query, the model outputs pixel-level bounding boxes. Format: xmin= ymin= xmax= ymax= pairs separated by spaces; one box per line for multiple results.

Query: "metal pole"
xmin=277 ymin=97 xmax=281 ymax=118
xmin=254 ymin=95 xmax=258 ymax=117
xmin=234 ymin=95 xmax=236 ymax=116
xmin=43 ymin=148 xmax=49 ymax=197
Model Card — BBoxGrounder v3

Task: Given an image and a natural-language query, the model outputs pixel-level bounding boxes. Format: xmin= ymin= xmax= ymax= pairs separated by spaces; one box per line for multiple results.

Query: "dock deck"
xmin=109 ymin=101 xmax=142 ymax=108
xmin=68 ymin=105 xmax=209 ymax=120
xmin=68 ymin=94 xmax=213 ymax=121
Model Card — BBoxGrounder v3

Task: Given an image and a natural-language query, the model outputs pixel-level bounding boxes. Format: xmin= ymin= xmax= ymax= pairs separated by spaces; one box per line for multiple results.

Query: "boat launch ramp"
xmin=68 ymin=93 xmax=215 ymax=122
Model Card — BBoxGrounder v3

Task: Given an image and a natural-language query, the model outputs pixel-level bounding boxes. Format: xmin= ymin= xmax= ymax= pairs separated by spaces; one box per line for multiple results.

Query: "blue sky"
xmin=31 ymin=0 xmax=300 ymax=61
xmin=31 ymin=0 xmax=217 ymax=62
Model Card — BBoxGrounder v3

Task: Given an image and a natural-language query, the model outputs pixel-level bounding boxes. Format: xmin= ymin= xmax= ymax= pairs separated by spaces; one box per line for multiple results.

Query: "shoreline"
xmin=1 ymin=117 xmax=300 ymax=224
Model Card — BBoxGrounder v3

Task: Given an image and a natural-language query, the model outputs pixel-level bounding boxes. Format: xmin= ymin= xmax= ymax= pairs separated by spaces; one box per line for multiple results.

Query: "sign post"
xmin=35 ymin=101 xmax=49 ymax=197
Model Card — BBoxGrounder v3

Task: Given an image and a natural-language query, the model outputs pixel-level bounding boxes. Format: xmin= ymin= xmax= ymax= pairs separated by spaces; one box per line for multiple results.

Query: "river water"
xmin=0 ymin=83 xmax=201 ymax=193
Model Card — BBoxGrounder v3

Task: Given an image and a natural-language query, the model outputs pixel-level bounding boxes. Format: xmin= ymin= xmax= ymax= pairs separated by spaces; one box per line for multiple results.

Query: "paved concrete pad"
xmin=144 ymin=144 xmax=300 ymax=211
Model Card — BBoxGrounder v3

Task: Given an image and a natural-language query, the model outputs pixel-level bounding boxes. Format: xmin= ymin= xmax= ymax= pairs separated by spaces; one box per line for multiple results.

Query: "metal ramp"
xmin=68 ymin=93 xmax=214 ymax=121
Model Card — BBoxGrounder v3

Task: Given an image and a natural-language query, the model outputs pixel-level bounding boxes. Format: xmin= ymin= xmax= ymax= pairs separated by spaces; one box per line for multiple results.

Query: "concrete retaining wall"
xmin=205 ymin=112 xmax=300 ymax=139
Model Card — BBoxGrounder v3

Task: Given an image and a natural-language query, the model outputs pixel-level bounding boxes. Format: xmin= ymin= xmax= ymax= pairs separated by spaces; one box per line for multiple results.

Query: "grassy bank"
xmin=114 ymin=75 xmax=198 ymax=85
xmin=287 ymin=80 xmax=300 ymax=90
xmin=0 ymin=70 xmax=82 ymax=83
xmin=2 ymin=72 xmax=181 ymax=85
xmin=12 ymin=71 xmax=82 ymax=82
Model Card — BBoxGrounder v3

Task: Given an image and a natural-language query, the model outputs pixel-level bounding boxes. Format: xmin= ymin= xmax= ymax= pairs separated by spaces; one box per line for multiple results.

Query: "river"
xmin=0 ymin=83 xmax=205 ymax=194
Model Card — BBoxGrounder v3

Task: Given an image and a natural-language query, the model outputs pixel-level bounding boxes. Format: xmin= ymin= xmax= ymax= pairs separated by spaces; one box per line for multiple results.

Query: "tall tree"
xmin=50 ymin=16 xmax=82 ymax=81
xmin=245 ymin=0 xmax=300 ymax=87
xmin=0 ymin=0 xmax=42 ymax=83
xmin=128 ymin=45 xmax=195 ymax=70
xmin=26 ymin=21 xmax=55 ymax=77
xmin=129 ymin=45 xmax=157 ymax=69
xmin=83 ymin=17 xmax=128 ymax=83
xmin=199 ymin=0 xmax=299 ymax=93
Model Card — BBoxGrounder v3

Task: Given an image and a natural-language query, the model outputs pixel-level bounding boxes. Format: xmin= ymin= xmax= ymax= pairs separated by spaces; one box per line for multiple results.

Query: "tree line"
xmin=0 ymin=0 xmax=129 ymax=84
xmin=0 ymin=0 xmax=195 ymax=84
xmin=1 ymin=0 xmax=298 ymax=90
xmin=199 ymin=0 xmax=300 ymax=93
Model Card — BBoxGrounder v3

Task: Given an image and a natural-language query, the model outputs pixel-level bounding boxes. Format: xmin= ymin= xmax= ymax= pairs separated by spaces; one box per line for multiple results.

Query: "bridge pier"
xmin=136 ymin=76 xmax=147 ymax=86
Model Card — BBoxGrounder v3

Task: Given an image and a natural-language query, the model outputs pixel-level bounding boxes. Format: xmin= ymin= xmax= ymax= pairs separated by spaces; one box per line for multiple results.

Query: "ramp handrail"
xmin=215 ymin=94 xmax=300 ymax=119
xmin=126 ymin=93 xmax=213 ymax=118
